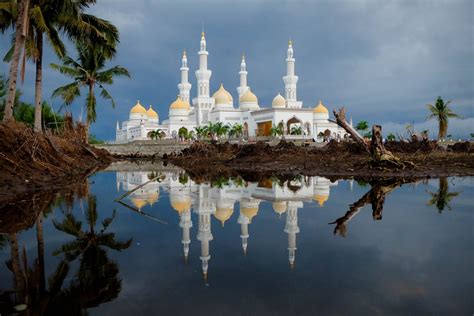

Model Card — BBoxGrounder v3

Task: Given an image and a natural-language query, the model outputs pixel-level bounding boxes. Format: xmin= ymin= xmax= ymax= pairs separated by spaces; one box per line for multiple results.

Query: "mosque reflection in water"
xmin=117 ymin=171 xmax=347 ymax=278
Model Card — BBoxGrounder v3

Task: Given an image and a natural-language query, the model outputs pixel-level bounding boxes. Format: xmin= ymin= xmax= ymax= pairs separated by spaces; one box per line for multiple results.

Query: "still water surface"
xmin=1 ymin=168 xmax=473 ymax=315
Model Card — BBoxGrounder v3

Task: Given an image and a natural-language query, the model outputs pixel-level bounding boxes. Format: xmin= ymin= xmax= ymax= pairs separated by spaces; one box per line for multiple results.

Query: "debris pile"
xmin=0 ymin=121 xmax=112 ymax=196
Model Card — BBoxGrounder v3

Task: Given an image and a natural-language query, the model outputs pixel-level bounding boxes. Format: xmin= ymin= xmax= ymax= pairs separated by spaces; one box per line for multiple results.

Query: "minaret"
xmin=178 ymin=50 xmax=192 ymax=103
xmin=283 ymin=40 xmax=301 ymax=108
xmin=196 ymin=205 xmax=213 ymax=280
xmin=193 ymin=31 xmax=214 ymax=125
xmin=179 ymin=209 xmax=193 ymax=262
xmin=284 ymin=203 xmax=300 ymax=269
xmin=236 ymin=54 xmax=249 ymax=98
xmin=237 ymin=209 xmax=250 ymax=255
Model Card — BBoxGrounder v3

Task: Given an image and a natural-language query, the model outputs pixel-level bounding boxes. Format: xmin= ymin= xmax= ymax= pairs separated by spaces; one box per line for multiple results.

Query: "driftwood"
xmin=333 ymin=107 xmax=413 ymax=169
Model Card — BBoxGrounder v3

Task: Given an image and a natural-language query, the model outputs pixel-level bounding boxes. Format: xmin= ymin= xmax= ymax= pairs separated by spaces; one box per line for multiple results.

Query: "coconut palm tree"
xmin=270 ymin=125 xmax=283 ymax=137
xmin=149 ymin=129 xmax=164 ymax=140
xmin=290 ymin=125 xmax=302 ymax=135
xmin=229 ymin=123 xmax=243 ymax=138
xmin=355 ymin=120 xmax=369 ymax=137
xmin=1 ymin=0 xmax=119 ymax=130
xmin=427 ymin=177 xmax=461 ymax=213
xmin=426 ymin=96 xmax=460 ymax=140
xmin=194 ymin=126 xmax=207 ymax=140
xmin=0 ymin=0 xmax=27 ymax=122
xmin=51 ymin=42 xmax=130 ymax=141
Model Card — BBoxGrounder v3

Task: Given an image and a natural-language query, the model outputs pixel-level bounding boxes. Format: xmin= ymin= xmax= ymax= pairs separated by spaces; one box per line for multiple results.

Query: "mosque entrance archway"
xmin=286 ymin=117 xmax=302 ymax=135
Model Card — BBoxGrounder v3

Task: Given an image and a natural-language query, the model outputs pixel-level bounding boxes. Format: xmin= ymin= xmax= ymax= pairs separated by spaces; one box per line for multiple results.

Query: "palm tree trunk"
xmin=9 ymin=233 xmax=24 ymax=293
xmin=36 ymin=211 xmax=45 ymax=293
xmin=34 ymin=31 xmax=43 ymax=132
xmin=3 ymin=0 xmax=28 ymax=123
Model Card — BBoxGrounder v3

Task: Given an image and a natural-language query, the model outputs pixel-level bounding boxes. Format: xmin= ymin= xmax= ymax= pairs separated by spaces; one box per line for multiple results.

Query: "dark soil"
xmin=0 ymin=121 xmax=113 ymax=204
xmin=164 ymin=139 xmax=474 ymax=182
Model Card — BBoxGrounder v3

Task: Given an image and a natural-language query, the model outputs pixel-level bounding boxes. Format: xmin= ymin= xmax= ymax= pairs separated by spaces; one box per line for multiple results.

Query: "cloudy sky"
xmin=1 ymin=0 xmax=472 ymax=140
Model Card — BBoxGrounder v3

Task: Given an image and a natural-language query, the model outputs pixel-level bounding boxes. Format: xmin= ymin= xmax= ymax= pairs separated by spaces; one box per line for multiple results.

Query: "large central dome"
xmin=212 ymin=83 xmax=233 ymax=105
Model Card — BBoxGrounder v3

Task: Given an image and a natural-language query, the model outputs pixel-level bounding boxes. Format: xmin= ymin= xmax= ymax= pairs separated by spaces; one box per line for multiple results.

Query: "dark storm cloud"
xmin=1 ymin=0 xmax=472 ymax=140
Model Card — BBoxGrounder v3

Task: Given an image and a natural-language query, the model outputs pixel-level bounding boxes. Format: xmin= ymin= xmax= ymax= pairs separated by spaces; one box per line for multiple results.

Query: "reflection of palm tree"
xmin=427 ymin=178 xmax=461 ymax=213
xmin=53 ymin=195 xmax=132 ymax=262
xmin=48 ymin=195 xmax=132 ymax=314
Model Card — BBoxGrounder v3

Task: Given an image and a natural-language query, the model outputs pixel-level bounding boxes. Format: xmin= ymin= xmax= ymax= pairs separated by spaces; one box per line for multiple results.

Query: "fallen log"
xmin=333 ymin=108 xmax=413 ymax=169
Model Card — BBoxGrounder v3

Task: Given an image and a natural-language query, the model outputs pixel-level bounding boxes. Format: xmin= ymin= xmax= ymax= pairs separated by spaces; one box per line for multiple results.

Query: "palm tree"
xmin=229 ymin=123 xmax=243 ymax=139
xmin=1 ymin=0 xmax=119 ymax=130
xmin=51 ymin=42 xmax=130 ymax=141
xmin=270 ymin=125 xmax=283 ymax=137
xmin=194 ymin=126 xmax=207 ymax=140
xmin=355 ymin=120 xmax=369 ymax=137
xmin=426 ymin=96 xmax=460 ymax=140
xmin=427 ymin=178 xmax=461 ymax=213
xmin=149 ymin=129 xmax=164 ymax=140
xmin=0 ymin=0 xmax=27 ymax=122
xmin=386 ymin=133 xmax=396 ymax=141
xmin=290 ymin=125 xmax=302 ymax=135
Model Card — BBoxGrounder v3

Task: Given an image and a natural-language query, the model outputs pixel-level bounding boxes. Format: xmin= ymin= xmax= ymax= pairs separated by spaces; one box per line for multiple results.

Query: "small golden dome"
xmin=171 ymin=197 xmax=192 ymax=214
xmin=170 ymin=96 xmax=190 ymax=110
xmin=272 ymin=201 xmax=287 ymax=214
xmin=272 ymin=93 xmax=286 ymax=108
xmin=131 ymin=198 xmax=147 ymax=210
xmin=212 ymin=83 xmax=233 ymax=104
xmin=313 ymin=194 xmax=329 ymax=207
xmin=214 ymin=207 xmax=234 ymax=227
xmin=130 ymin=100 xmax=147 ymax=114
xmin=240 ymin=89 xmax=258 ymax=103
xmin=146 ymin=105 xmax=158 ymax=118
xmin=314 ymin=100 xmax=329 ymax=114
xmin=241 ymin=207 xmax=259 ymax=223
xmin=145 ymin=192 xmax=159 ymax=205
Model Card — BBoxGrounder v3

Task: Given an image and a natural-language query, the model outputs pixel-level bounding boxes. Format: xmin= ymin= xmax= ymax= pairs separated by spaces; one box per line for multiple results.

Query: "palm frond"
xmin=99 ymin=85 xmax=115 ymax=108
xmin=51 ymin=82 xmax=81 ymax=105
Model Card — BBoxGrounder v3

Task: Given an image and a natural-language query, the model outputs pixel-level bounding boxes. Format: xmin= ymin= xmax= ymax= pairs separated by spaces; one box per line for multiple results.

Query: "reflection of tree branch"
xmin=329 ymin=179 xmax=409 ymax=237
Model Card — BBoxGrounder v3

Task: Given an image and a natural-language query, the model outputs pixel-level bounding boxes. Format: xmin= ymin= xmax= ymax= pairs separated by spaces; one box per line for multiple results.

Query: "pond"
xmin=0 ymin=166 xmax=473 ymax=315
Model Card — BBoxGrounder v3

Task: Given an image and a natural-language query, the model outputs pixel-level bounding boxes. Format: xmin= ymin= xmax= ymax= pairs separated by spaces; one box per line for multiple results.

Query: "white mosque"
xmin=116 ymin=170 xmax=349 ymax=279
xmin=116 ymin=32 xmax=347 ymax=142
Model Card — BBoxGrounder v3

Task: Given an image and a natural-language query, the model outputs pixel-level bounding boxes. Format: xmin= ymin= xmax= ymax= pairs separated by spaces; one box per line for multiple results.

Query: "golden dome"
xmin=146 ymin=105 xmax=159 ymax=118
xmin=212 ymin=83 xmax=233 ymax=104
xmin=131 ymin=198 xmax=147 ymax=210
xmin=241 ymin=207 xmax=259 ymax=223
xmin=145 ymin=192 xmax=159 ymax=205
xmin=169 ymin=96 xmax=190 ymax=110
xmin=272 ymin=201 xmax=287 ymax=214
xmin=214 ymin=207 xmax=234 ymax=227
xmin=171 ymin=197 xmax=192 ymax=214
xmin=240 ymin=89 xmax=258 ymax=103
xmin=130 ymin=100 xmax=147 ymax=114
xmin=272 ymin=93 xmax=286 ymax=108
xmin=313 ymin=194 xmax=329 ymax=207
xmin=314 ymin=100 xmax=329 ymax=114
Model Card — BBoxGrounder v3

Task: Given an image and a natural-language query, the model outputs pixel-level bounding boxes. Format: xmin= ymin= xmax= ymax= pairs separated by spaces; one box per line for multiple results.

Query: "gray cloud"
xmin=1 ymin=0 xmax=472 ymax=140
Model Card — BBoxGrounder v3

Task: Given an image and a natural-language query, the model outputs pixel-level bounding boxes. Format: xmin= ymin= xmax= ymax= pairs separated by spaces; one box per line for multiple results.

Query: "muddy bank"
xmin=0 ymin=121 xmax=113 ymax=202
xmin=163 ymin=140 xmax=474 ymax=181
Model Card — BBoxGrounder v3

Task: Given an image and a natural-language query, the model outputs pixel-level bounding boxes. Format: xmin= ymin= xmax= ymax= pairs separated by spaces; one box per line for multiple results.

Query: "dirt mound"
xmin=318 ymin=140 xmax=367 ymax=154
xmin=447 ymin=142 xmax=474 ymax=153
xmin=385 ymin=140 xmax=440 ymax=153
xmin=0 ymin=121 xmax=112 ymax=196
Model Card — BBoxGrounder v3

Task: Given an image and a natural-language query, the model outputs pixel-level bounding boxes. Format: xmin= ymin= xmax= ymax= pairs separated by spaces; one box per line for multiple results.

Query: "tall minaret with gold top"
xmin=178 ymin=50 xmax=191 ymax=103
xmin=236 ymin=54 xmax=249 ymax=98
xmin=283 ymin=40 xmax=302 ymax=108
xmin=284 ymin=201 xmax=300 ymax=269
xmin=193 ymin=31 xmax=214 ymax=125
